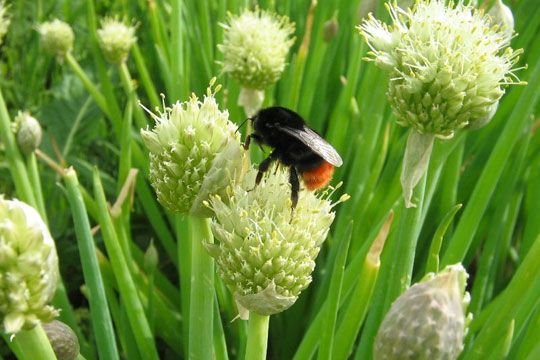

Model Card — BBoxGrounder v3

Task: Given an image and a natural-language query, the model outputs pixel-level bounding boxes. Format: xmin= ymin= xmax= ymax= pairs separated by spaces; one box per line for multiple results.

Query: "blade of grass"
xmin=317 ymin=222 xmax=352 ymax=360
xmin=63 ymin=168 xmax=120 ymax=360
xmin=442 ymin=56 xmax=540 ymax=266
xmin=336 ymin=212 xmax=393 ymax=360
xmin=93 ymin=167 xmax=159 ymax=360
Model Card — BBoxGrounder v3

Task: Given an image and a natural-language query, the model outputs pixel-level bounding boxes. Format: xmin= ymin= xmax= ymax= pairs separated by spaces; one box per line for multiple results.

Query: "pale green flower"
xmin=38 ymin=19 xmax=74 ymax=60
xmin=359 ymin=0 xmax=524 ymax=207
xmin=374 ymin=264 xmax=471 ymax=360
xmin=0 ymin=197 xmax=59 ymax=334
xmin=97 ymin=17 xmax=137 ymax=64
xmin=207 ymin=167 xmax=348 ymax=316
xmin=218 ymin=8 xmax=295 ymax=90
xmin=359 ymin=0 xmax=522 ymax=137
xmin=140 ymin=79 xmax=243 ymax=216
xmin=0 ymin=1 xmax=10 ymax=45
xmin=15 ymin=111 xmax=42 ymax=154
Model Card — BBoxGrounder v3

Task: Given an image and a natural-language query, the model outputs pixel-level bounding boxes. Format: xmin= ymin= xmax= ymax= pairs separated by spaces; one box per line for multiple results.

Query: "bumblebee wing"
xmin=280 ymin=125 xmax=343 ymax=167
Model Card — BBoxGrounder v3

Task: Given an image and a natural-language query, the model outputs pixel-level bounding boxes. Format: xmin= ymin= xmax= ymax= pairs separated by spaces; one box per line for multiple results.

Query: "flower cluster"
xmin=375 ymin=264 xmax=471 ymax=360
xmin=38 ymin=19 xmax=74 ymax=60
xmin=97 ymin=17 xmax=137 ymax=64
xmin=207 ymin=167 xmax=347 ymax=316
xmin=0 ymin=197 xmax=59 ymax=334
xmin=218 ymin=8 xmax=295 ymax=90
xmin=141 ymin=80 xmax=243 ymax=216
xmin=359 ymin=0 xmax=522 ymax=138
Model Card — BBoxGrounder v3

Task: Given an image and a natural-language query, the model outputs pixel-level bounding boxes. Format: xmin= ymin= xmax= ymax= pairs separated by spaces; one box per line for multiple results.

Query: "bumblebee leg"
xmin=289 ymin=167 xmax=300 ymax=221
xmin=255 ymin=150 xmax=279 ymax=186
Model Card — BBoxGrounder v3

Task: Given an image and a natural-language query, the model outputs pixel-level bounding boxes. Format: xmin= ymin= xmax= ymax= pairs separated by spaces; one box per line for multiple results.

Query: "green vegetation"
xmin=0 ymin=0 xmax=538 ymax=359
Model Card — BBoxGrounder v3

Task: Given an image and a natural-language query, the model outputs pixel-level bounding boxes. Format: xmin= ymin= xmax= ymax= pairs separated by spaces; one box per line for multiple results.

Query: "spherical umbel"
xmin=38 ymin=19 xmax=74 ymax=61
xmin=207 ymin=167 xmax=348 ymax=316
xmin=140 ymin=80 xmax=243 ymax=216
xmin=0 ymin=197 xmax=59 ymax=334
xmin=218 ymin=8 xmax=295 ymax=90
xmin=374 ymin=264 xmax=471 ymax=360
xmin=359 ymin=0 xmax=523 ymax=138
xmin=97 ymin=17 xmax=137 ymax=64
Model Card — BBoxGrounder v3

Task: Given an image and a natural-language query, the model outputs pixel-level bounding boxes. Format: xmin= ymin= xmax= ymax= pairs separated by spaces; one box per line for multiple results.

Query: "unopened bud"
xmin=323 ymin=17 xmax=338 ymax=42
xmin=144 ymin=240 xmax=159 ymax=273
xmin=97 ymin=17 xmax=137 ymax=64
xmin=374 ymin=264 xmax=471 ymax=360
xmin=43 ymin=320 xmax=80 ymax=360
xmin=15 ymin=111 xmax=42 ymax=154
xmin=38 ymin=19 xmax=74 ymax=61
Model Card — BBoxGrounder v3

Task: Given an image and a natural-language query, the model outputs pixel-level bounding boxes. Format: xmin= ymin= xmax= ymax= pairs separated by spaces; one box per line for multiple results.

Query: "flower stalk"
xmin=11 ymin=325 xmax=57 ymax=360
xmin=244 ymin=313 xmax=269 ymax=360
xmin=188 ymin=217 xmax=215 ymax=360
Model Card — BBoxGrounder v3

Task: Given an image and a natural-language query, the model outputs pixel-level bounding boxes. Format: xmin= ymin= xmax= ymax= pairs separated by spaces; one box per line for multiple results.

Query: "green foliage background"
xmin=0 ymin=0 xmax=539 ymax=359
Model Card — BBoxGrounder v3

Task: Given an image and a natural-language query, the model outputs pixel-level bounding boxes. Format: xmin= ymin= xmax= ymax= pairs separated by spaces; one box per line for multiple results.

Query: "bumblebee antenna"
xmin=236 ymin=117 xmax=250 ymax=133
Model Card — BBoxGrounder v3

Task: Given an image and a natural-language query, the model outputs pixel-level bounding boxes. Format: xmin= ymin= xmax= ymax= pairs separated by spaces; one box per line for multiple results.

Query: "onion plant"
xmin=0 ymin=0 xmax=539 ymax=359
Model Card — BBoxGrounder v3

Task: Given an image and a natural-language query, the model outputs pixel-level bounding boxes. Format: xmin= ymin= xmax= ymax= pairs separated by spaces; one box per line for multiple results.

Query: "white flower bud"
xmin=97 ymin=17 xmax=137 ymax=64
xmin=38 ymin=19 xmax=74 ymax=61
xmin=374 ymin=264 xmax=471 ymax=360
xmin=0 ymin=197 xmax=59 ymax=334
xmin=218 ymin=8 xmax=295 ymax=90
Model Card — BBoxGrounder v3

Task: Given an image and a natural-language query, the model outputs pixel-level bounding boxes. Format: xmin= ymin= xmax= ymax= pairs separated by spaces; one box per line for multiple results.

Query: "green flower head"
xmin=374 ymin=264 xmax=471 ymax=360
xmin=0 ymin=197 xmax=59 ymax=334
xmin=218 ymin=8 xmax=295 ymax=90
xmin=38 ymin=19 xmax=74 ymax=61
xmin=207 ymin=167 xmax=348 ymax=316
xmin=359 ymin=0 xmax=523 ymax=138
xmin=141 ymin=79 xmax=243 ymax=216
xmin=97 ymin=17 xmax=137 ymax=64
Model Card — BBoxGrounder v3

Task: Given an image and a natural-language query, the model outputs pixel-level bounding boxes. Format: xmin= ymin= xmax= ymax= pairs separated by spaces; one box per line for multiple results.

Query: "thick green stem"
xmin=12 ymin=325 xmax=57 ymax=360
xmin=189 ymin=217 xmax=215 ymax=360
xmin=64 ymin=168 xmax=120 ymax=360
xmin=93 ymin=168 xmax=159 ymax=360
xmin=26 ymin=154 xmax=47 ymax=223
xmin=244 ymin=313 xmax=270 ymax=360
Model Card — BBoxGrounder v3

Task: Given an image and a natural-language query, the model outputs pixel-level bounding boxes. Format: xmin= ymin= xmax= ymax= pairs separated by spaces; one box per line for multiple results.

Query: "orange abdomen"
xmin=301 ymin=161 xmax=335 ymax=190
